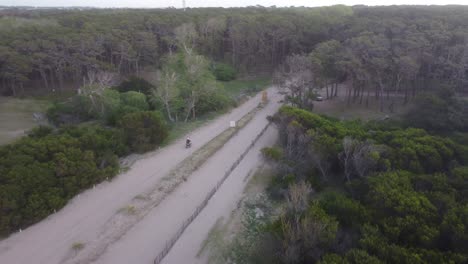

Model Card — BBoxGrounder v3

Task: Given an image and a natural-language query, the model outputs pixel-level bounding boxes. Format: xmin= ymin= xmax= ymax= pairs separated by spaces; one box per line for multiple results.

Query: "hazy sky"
xmin=1 ymin=0 xmax=467 ymax=8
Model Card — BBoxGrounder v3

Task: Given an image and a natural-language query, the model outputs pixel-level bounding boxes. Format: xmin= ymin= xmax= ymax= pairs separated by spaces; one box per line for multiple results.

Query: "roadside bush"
xmin=47 ymin=95 xmax=95 ymax=125
xmin=120 ymin=91 xmax=149 ymax=111
xmin=59 ymin=125 xmax=128 ymax=157
xmin=27 ymin=125 xmax=53 ymax=138
xmin=261 ymin=147 xmax=283 ymax=161
xmin=114 ymin=76 xmax=155 ymax=95
xmin=101 ymin=90 xmax=150 ymax=125
xmin=118 ymin=111 xmax=168 ymax=153
xmin=196 ymin=89 xmax=233 ymax=115
xmin=0 ymin=125 xmax=124 ymax=236
xmin=99 ymin=89 xmax=122 ymax=124
xmin=241 ymin=105 xmax=468 ymax=264
xmin=212 ymin=63 xmax=236 ymax=81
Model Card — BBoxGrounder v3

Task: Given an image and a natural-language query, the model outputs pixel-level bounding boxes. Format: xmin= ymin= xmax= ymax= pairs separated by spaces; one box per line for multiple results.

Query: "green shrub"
xmin=319 ymin=191 xmax=369 ymax=228
xmin=46 ymin=95 xmax=95 ymax=125
xmin=0 ymin=125 xmax=124 ymax=236
xmin=345 ymin=249 xmax=383 ymax=264
xmin=257 ymin=105 xmax=468 ymax=263
xmin=120 ymin=91 xmax=149 ymax=111
xmin=196 ymin=89 xmax=233 ymax=114
xmin=114 ymin=76 xmax=155 ymax=95
xmin=452 ymin=166 xmax=468 ymax=180
xmin=441 ymin=204 xmax=468 ymax=252
xmin=102 ymin=90 xmax=150 ymax=125
xmin=405 ymin=92 xmax=468 ymax=133
xmin=118 ymin=111 xmax=168 ymax=153
xmin=212 ymin=63 xmax=236 ymax=81
xmin=261 ymin=147 xmax=283 ymax=161
xmin=59 ymin=125 xmax=128 ymax=157
xmin=99 ymin=89 xmax=122 ymax=124
xmin=27 ymin=125 xmax=53 ymax=138
xmin=319 ymin=254 xmax=346 ymax=264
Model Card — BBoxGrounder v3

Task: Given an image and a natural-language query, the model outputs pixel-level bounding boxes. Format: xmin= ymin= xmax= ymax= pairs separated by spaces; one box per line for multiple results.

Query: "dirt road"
xmin=0 ymin=87 xmax=282 ymax=264
xmin=94 ymin=90 xmax=281 ymax=264
xmin=162 ymin=126 xmax=278 ymax=264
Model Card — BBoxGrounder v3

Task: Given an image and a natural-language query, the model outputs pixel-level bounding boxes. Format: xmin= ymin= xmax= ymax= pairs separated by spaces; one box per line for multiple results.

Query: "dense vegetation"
xmin=0 ymin=125 xmax=127 ymax=236
xmin=1 ymin=5 xmax=468 ymax=105
xmin=228 ymin=104 xmax=468 ymax=263
xmin=405 ymin=87 xmax=468 ymax=133
xmin=0 ymin=100 xmax=171 ymax=236
xmin=275 ymin=6 xmax=468 ymax=112
xmin=1 ymin=6 xmax=468 ymax=255
xmin=0 ymin=6 xmax=351 ymax=96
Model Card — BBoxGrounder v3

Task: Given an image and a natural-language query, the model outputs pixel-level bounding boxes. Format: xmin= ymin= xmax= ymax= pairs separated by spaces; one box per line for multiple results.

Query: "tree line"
xmin=276 ymin=6 xmax=468 ymax=113
xmin=2 ymin=6 xmax=468 ymax=101
xmin=0 ymin=5 xmax=351 ymax=96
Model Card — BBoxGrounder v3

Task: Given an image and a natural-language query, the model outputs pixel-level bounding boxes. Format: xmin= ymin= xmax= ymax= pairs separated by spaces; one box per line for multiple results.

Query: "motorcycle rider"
xmin=186 ymin=137 xmax=191 ymax=147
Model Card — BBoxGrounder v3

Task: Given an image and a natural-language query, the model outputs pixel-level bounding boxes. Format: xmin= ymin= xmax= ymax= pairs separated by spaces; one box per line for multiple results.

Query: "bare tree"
xmin=84 ymin=70 xmax=117 ymax=88
xmin=200 ymin=17 xmax=226 ymax=57
xmin=308 ymin=139 xmax=332 ymax=180
xmin=340 ymin=137 xmax=382 ymax=180
xmin=281 ymin=182 xmax=314 ymax=264
xmin=340 ymin=137 xmax=357 ymax=183
xmin=151 ymin=70 xmax=178 ymax=122
xmin=174 ymin=23 xmax=198 ymax=55
xmin=283 ymin=121 xmax=313 ymax=177
xmin=309 ymin=150 xmax=330 ymax=180
xmin=352 ymin=140 xmax=381 ymax=178
xmin=280 ymin=199 xmax=336 ymax=264
xmin=183 ymin=53 xmax=213 ymax=122
xmin=276 ymin=54 xmax=315 ymax=109
xmin=79 ymin=70 xmax=117 ymax=115
xmin=286 ymin=181 xmax=313 ymax=214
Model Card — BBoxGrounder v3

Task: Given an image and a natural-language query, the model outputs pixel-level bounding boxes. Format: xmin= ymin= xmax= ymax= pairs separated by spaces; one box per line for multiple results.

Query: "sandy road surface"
xmin=0 ymin=87 xmax=280 ymax=264
xmin=162 ymin=126 xmax=278 ymax=264
xmin=93 ymin=89 xmax=282 ymax=264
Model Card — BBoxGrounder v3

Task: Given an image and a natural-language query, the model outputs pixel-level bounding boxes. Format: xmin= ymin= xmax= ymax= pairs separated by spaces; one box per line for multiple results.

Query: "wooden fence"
xmin=153 ymin=121 xmax=272 ymax=264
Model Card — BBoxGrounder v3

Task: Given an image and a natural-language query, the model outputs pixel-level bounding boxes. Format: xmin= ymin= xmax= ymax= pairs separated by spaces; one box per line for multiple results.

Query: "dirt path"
xmin=92 ymin=90 xmax=282 ymax=264
xmin=0 ymin=87 xmax=280 ymax=264
xmin=162 ymin=127 xmax=278 ymax=264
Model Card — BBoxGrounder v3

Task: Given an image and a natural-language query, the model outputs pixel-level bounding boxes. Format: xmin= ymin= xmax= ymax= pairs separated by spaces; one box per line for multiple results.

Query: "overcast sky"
xmin=1 ymin=0 xmax=467 ymax=8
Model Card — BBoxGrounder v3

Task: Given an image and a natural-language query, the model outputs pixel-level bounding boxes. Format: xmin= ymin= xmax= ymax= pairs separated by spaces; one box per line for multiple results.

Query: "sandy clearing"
xmin=162 ymin=126 xmax=278 ymax=264
xmin=91 ymin=90 xmax=282 ymax=264
xmin=0 ymin=87 xmax=278 ymax=264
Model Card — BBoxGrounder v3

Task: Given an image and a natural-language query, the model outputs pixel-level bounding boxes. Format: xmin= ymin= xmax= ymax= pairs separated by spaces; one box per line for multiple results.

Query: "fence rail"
xmin=153 ymin=121 xmax=272 ymax=264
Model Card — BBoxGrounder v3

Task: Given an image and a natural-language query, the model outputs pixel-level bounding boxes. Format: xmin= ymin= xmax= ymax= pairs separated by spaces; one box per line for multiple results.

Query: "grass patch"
xmin=0 ymin=97 xmax=51 ymax=145
xmin=134 ymin=194 xmax=148 ymax=201
xmin=203 ymin=165 xmax=276 ymax=264
xmin=222 ymin=78 xmax=271 ymax=98
xmin=118 ymin=205 xmax=137 ymax=215
xmin=313 ymin=97 xmax=411 ymax=121
xmin=71 ymin=241 xmax=85 ymax=258
xmin=197 ymin=217 xmax=226 ymax=258
xmin=244 ymin=165 xmax=275 ymax=194
xmin=71 ymin=242 xmax=85 ymax=254
xmin=119 ymin=166 xmax=130 ymax=174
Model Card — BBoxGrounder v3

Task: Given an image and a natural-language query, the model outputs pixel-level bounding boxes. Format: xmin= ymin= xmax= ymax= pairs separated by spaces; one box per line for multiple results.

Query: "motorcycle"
xmin=185 ymin=141 xmax=192 ymax=148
